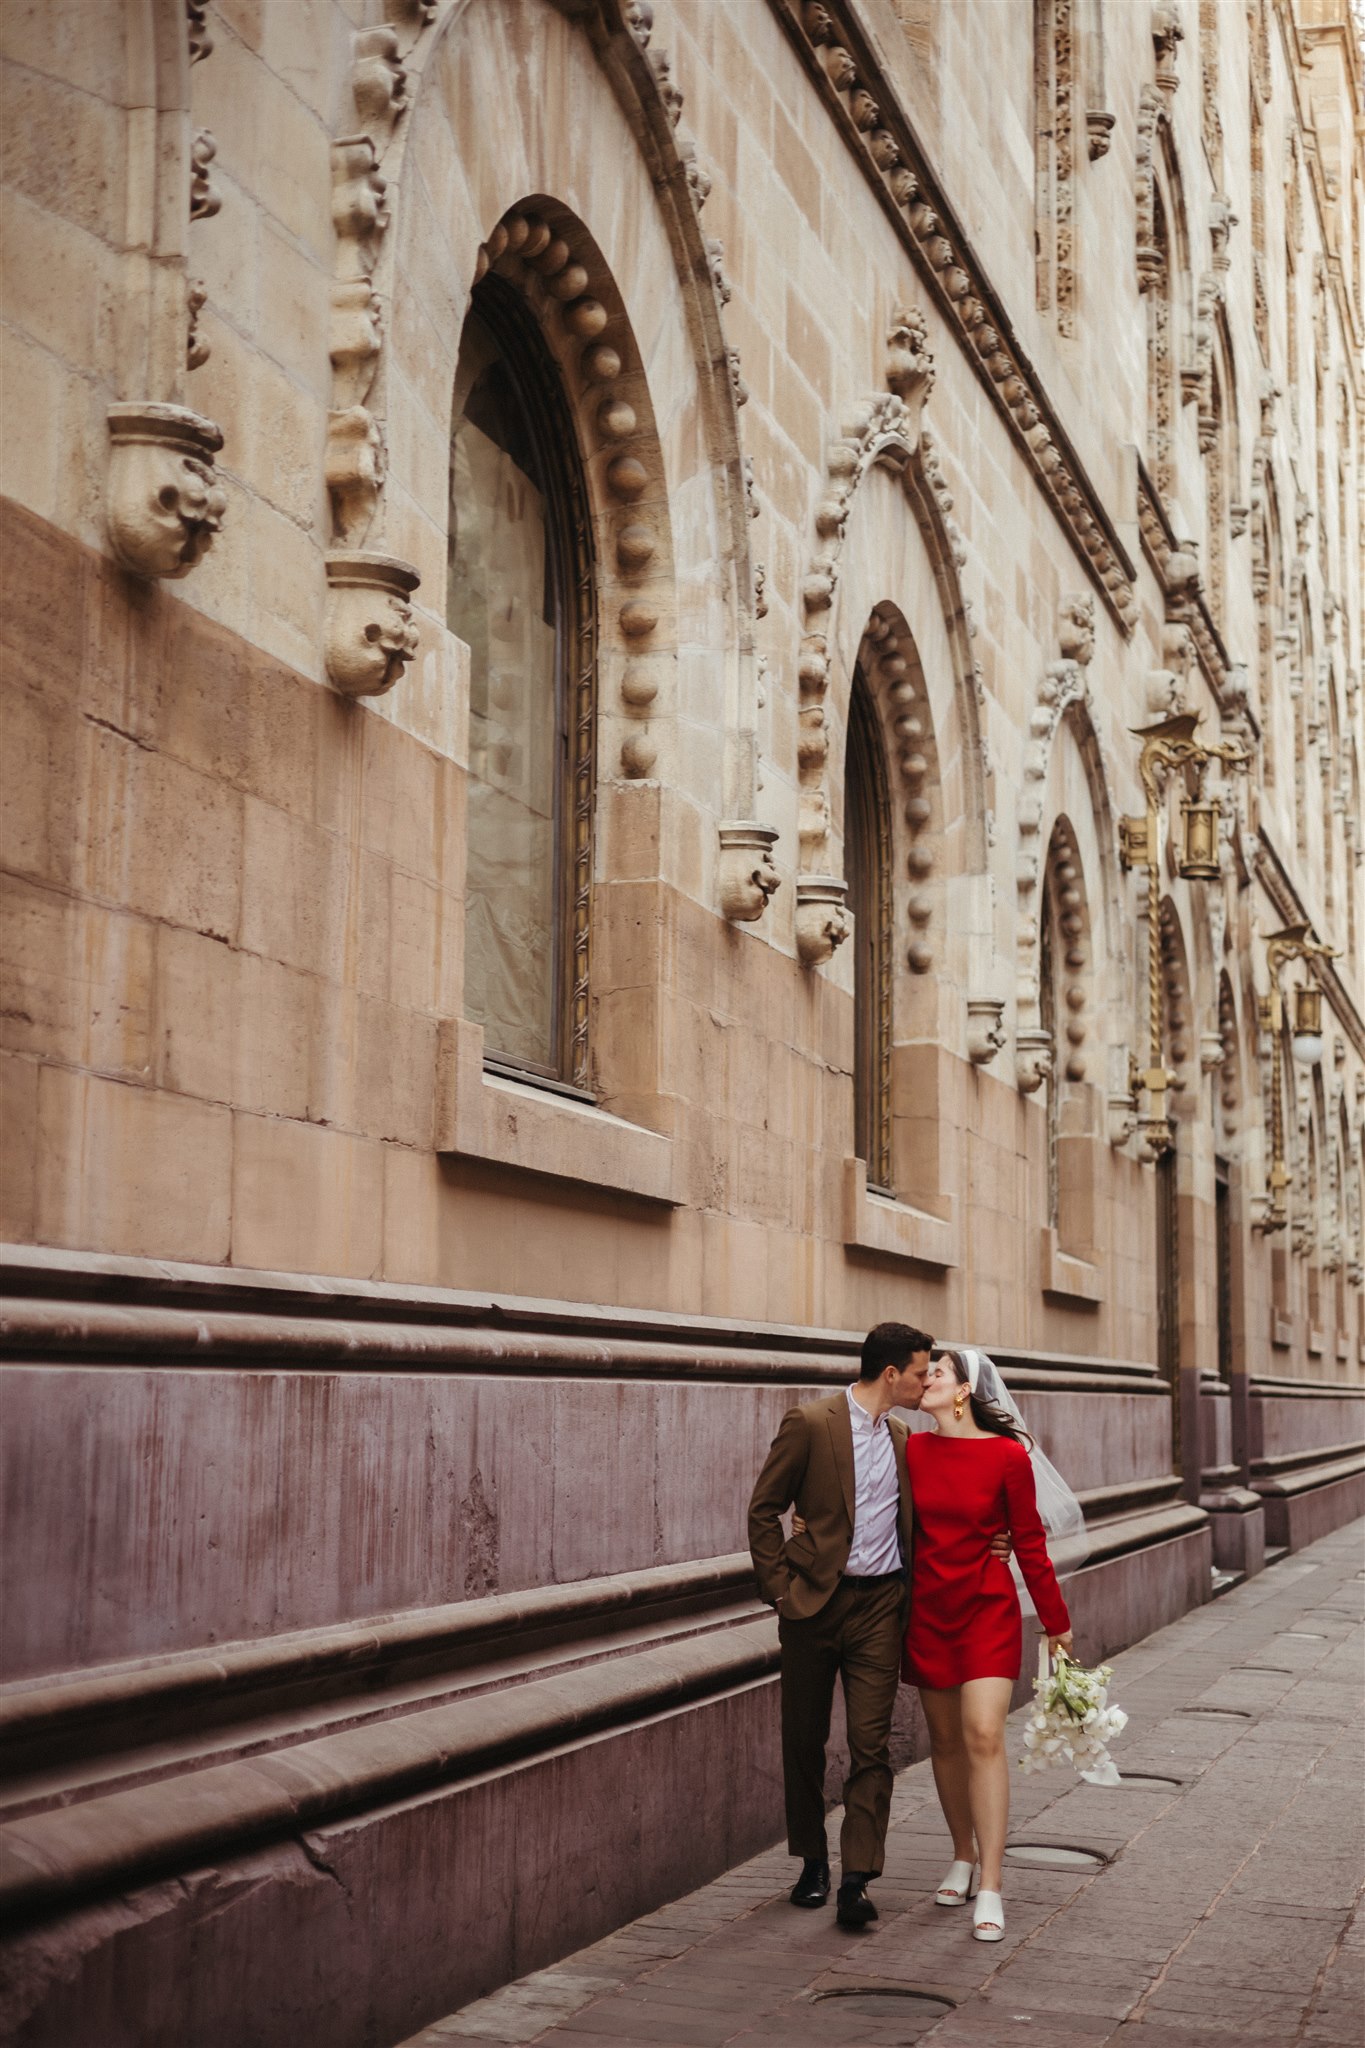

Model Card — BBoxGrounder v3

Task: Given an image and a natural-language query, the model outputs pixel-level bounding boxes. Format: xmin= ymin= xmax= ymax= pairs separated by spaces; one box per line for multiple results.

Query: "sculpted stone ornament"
xmin=190 ymin=131 xmax=221 ymax=221
xmin=1107 ymin=1088 xmax=1138 ymax=1148
xmin=324 ymin=551 xmax=420 ymax=697
xmin=332 ymin=136 xmax=390 ymax=281
xmin=186 ymin=276 xmax=210 ymax=370
xmin=718 ymin=823 xmax=780 ymax=922
xmin=326 ymin=404 xmax=386 ymax=545
xmin=795 ymin=875 xmax=849 ymax=966
xmin=966 ymin=998 xmax=1007 ymax=1067
xmin=105 ymin=402 xmax=226 ymax=579
xmin=1058 ymin=592 xmax=1095 ymax=666
xmin=330 ymin=281 xmax=383 ymax=410
xmin=1015 ymin=1026 xmax=1054 ymax=1095
xmin=885 ymin=306 xmax=934 ymax=432
xmin=352 ymin=27 xmax=409 ymax=142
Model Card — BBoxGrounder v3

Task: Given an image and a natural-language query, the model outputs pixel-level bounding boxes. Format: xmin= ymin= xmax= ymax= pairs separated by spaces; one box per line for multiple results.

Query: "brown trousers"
xmin=778 ymin=1574 xmax=905 ymax=1877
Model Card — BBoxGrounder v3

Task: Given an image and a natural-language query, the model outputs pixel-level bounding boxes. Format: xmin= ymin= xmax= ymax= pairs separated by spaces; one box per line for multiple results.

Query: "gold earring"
xmin=952 ymin=1389 xmax=967 ymax=1421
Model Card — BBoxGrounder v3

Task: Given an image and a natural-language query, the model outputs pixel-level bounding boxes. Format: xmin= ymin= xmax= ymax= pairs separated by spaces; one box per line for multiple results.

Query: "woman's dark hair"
xmin=941 ymin=1349 xmax=1033 ymax=1448
xmin=859 ymin=1322 xmax=934 ymax=1381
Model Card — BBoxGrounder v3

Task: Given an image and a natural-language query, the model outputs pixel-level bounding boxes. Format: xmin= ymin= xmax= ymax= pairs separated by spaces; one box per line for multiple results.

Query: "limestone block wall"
xmin=0 ymin=0 xmax=1363 ymax=2038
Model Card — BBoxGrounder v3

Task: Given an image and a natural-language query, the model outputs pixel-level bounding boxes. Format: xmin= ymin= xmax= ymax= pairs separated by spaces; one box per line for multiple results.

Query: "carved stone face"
xmin=139 ymin=455 xmax=226 ymax=577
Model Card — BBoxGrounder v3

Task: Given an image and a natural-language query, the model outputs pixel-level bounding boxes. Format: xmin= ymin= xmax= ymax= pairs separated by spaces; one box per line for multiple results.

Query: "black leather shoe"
xmin=789 ymin=1857 xmax=830 ymax=1908
xmin=836 ymin=1876 xmax=878 ymax=1928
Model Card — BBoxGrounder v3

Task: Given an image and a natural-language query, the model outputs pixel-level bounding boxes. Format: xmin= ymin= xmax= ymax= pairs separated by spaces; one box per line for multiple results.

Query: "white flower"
xmin=1018 ymin=1654 xmax=1128 ymax=1784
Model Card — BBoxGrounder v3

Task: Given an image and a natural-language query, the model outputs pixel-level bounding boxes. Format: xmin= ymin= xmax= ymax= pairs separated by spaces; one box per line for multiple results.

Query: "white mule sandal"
xmin=972 ymin=1888 xmax=1005 ymax=1941
xmin=935 ymin=1860 xmax=978 ymax=1907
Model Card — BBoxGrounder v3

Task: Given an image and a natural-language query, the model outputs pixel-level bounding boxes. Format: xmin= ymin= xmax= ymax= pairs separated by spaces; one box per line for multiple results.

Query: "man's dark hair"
xmin=858 ymin=1321 xmax=934 ymax=1381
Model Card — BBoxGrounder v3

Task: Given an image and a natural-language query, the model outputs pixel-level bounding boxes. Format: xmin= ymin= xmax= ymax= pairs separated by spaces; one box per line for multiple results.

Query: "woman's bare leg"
xmin=917 ymin=1686 xmax=975 ymax=1863
xmin=959 ymin=1676 xmax=1015 ymax=1893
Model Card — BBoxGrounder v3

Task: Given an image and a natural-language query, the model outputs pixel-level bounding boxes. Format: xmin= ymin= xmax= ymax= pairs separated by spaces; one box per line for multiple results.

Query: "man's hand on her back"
xmin=990 ymin=1532 xmax=1012 ymax=1560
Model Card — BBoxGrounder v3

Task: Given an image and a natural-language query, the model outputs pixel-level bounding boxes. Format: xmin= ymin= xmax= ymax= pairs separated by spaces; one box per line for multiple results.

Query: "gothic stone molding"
xmin=773 ymin=0 xmax=1138 ymax=633
xmin=795 ymin=309 xmax=974 ymax=928
xmin=1137 ymin=462 xmax=1250 ymax=730
xmin=105 ymin=402 xmax=226 ymax=580
xmin=1014 ymin=596 xmax=1112 ymax=1093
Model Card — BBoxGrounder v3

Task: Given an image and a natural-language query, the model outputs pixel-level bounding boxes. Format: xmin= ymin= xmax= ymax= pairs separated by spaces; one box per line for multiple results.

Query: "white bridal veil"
xmin=935 ymin=1345 xmax=1090 ymax=1614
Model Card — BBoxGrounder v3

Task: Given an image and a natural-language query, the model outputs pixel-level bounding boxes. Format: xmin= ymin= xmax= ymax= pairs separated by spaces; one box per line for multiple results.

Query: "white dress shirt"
xmin=843 ymin=1384 xmax=904 ymax=1576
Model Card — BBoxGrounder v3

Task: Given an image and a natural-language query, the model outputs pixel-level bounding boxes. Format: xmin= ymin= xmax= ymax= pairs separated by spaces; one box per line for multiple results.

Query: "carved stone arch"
xmin=798 ymin=374 xmax=986 ymax=956
xmin=842 ymin=600 xmax=946 ymax=1038
xmin=1288 ymin=560 xmax=1315 ymax=858
xmin=1141 ymin=122 xmax=1191 ymax=502
xmin=1038 ymin=816 xmax=1102 ymax=1260
xmin=364 ymin=0 xmax=758 ymax=772
xmin=1200 ymin=307 xmax=1239 ymax=627
xmin=1251 ymin=439 xmax=1284 ymax=784
xmin=1323 ymin=667 xmax=1343 ymax=935
xmin=467 ymin=198 xmax=682 ymax=793
xmin=1341 ymin=1094 xmax=1362 ymax=1289
xmin=1158 ymin=897 xmax=1196 ymax=1111
xmin=1215 ymin=967 xmax=1242 ymax=1153
xmin=1014 ymin=600 xmax=1124 ymax=1094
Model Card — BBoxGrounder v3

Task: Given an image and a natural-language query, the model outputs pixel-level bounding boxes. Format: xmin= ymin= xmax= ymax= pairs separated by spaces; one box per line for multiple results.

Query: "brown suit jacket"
xmin=748 ymin=1390 xmax=914 ymax=1620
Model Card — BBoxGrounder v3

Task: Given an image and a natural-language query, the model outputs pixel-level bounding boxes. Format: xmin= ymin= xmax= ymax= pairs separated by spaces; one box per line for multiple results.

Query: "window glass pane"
xmin=448 ymin=301 xmax=560 ymax=1073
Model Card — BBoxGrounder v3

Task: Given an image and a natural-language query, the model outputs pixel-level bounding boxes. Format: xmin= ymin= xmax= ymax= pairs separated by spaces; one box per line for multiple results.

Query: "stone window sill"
xmin=843 ymin=1158 xmax=958 ymax=1269
xmin=1040 ymin=1226 xmax=1102 ymax=1306
xmin=1270 ymin=1310 xmax=1293 ymax=1350
xmin=437 ymin=1019 xmax=677 ymax=1205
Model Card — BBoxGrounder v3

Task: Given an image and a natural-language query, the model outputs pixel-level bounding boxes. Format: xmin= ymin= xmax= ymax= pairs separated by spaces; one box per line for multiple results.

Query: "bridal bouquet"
xmin=1020 ymin=1648 xmax=1128 ymax=1787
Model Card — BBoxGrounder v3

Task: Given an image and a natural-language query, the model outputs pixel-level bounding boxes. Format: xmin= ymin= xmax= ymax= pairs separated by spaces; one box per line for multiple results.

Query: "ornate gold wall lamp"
xmin=1119 ymin=713 xmax=1250 ymax=1160
xmin=1253 ymin=924 xmax=1339 ymax=1235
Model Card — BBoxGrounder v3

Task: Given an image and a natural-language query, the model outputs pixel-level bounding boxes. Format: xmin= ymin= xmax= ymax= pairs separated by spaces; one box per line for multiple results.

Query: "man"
xmin=748 ymin=1323 xmax=1011 ymax=1930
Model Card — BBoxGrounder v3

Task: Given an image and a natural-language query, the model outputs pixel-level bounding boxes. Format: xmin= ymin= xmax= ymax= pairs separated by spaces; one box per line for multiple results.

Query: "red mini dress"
xmin=902 ymin=1432 xmax=1071 ymax=1690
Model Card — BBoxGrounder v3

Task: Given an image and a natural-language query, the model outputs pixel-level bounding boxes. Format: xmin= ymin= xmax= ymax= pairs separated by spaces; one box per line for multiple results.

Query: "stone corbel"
xmin=1086 ymin=109 xmax=1116 ymax=159
xmin=966 ymin=997 xmax=1007 ymax=1067
xmin=795 ymin=875 xmax=849 ymax=966
xmin=1107 ymin=1088 xmax=1137 ymax=1148
xmin=106 ymin=402 xmax=226 ymax=579
xmin=718 ymin=823 xmax=780 ymax=923
xmin=324 ymin=551 xmax=420 ymax=696
xmin=1015 ymin=1026 xmax=1054 ymax=1096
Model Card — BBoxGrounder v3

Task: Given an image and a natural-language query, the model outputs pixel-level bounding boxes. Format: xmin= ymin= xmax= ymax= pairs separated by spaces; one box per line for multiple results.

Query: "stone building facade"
xmin=1 ymin=1 xmax=1362 ymax=2042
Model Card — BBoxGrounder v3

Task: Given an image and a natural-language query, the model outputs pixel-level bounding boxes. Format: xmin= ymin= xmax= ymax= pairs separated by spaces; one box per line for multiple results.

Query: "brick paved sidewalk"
xmin=402 ymin=1523 xmax=1364 ymax=2048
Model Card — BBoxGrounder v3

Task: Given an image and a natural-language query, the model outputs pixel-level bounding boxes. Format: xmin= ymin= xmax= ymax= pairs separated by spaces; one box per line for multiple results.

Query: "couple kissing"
xmin=748 ymin=1322 xmax=1082 ymax=1943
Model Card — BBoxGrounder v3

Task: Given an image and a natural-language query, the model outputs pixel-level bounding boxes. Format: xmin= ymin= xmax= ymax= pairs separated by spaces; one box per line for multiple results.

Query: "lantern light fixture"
xmin=1290 ymin=983 xmax=1324 ymax=1066
xmin=1254 ymin=925 xmax=1339 ymax=1234
xmin=1120 ymin=714 xmax=1250 ymax=1159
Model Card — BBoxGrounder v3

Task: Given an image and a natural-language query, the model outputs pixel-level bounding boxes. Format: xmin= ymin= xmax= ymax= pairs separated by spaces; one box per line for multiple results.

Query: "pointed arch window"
xmin=447 ymin=275 xmax=596 ymax=1091
xmin=846 ymin=668 xmax=894 ymax=1195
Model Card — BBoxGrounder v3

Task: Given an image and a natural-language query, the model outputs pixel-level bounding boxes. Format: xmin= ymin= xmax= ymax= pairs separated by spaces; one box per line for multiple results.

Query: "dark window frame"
xmin=846 ymin=667 xmax=894 ymax=1197
xmin=448 ymin=272 xmax=598 ymax=1094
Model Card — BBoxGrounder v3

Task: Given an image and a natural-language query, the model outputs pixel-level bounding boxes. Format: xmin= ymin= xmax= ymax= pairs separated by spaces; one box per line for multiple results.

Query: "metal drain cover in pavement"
xmin=814 ymin=1988 xmax=954 ymax=2018
xmin=1005 ymin=1844 xmax=1105 ymax=1868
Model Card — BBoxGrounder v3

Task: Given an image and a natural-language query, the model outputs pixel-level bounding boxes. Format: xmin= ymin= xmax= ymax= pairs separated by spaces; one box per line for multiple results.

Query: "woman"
xmin=903 ymin=1347 xmax=1077 ymax=1944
